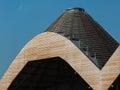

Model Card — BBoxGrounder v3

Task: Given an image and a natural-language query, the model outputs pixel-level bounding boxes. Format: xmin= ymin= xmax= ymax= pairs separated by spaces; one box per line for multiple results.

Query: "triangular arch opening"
xmin=8 ymin=57 xmax=93 ymax=90
xmin=108 ymin=75 xmax=120 ymax=90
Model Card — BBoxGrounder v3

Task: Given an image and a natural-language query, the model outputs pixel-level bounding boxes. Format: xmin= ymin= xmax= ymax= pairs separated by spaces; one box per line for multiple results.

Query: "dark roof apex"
xmin=66 ymin=7 xmax=85 ymax=12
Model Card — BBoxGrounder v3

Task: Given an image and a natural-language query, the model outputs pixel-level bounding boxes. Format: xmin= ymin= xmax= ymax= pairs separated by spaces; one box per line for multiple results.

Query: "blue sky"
xmin=0 ymin=0 xmax=120 ymax=79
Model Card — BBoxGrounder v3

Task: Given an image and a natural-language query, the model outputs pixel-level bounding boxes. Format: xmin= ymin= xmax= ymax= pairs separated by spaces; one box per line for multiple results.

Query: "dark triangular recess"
xmin=45 ymin=8 xmax=119 ymax=69
xmin=8 ymin=57 xmax=93 ymax=90
xmin=108 ymin=75 xmax=120 ymax=90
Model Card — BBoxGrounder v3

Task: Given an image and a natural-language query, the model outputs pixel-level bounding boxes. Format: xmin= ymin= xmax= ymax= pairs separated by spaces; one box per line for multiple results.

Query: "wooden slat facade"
xmin=0 ymin=32 xmax=120 ymax=90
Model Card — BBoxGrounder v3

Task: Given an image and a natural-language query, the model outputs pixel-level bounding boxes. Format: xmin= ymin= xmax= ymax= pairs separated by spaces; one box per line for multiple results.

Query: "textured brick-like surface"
xmin=46 ymin=8 xmax=119 ymax=68
xmin=0 ymin=32 xmax=119 ymax=90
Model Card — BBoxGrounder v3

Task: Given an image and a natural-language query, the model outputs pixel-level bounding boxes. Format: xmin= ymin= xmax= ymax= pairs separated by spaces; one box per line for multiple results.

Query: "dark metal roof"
xmin=45 ymin=8 xmax=119 ymax=69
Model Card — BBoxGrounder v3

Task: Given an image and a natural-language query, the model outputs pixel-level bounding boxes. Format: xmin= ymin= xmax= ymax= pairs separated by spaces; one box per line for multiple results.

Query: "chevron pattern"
xmin=0 ymin=32 xmax=119 ymax=90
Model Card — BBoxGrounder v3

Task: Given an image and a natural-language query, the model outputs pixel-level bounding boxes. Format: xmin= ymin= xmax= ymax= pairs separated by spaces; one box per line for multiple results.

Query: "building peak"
xmin=46 ymin=8 xmax=119 ymax=69
xmin=66 ymin=7 xmax=85 ymax=12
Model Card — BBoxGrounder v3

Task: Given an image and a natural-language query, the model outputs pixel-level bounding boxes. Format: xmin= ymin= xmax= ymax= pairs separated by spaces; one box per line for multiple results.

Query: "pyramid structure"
xmin=45 ymin=8 xmax=119 ymax=69
xmin=0 ymin=8 xmax=120 ymax=90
